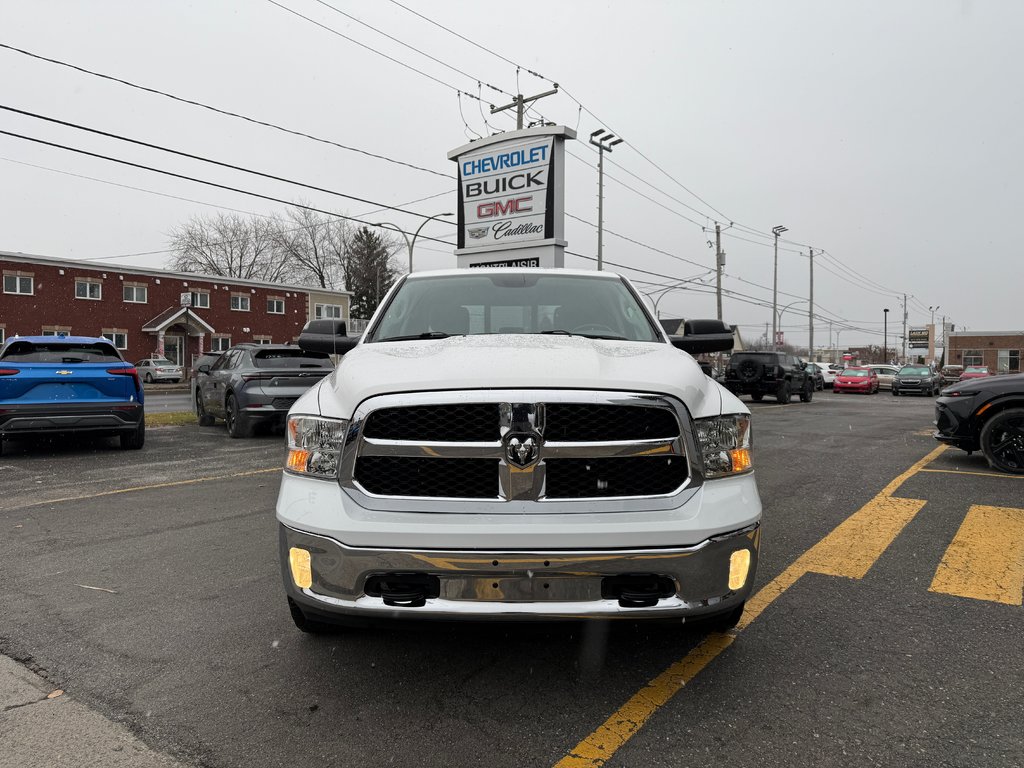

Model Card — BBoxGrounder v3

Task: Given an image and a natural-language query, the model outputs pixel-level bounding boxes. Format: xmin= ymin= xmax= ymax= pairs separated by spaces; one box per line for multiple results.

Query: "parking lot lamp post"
xmin=771 ymin=225 xmax=788 ymax=349
xmin=589 ymin=130 xmax=624 ymax=270
xmin=775 ymin=298 xmax=807 ymax=348
xmin=884 ymin=308 xmax=889 ymax=364
xmin=373 ymin=213 xmax=454 ymax=273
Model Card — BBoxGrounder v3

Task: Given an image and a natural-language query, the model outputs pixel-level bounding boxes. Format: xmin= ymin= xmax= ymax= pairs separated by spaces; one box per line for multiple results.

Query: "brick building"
xmin=0 ymin=251 xmax=351 ymax=367
xmin=946 ymin=331 xmax=1023 ymax=374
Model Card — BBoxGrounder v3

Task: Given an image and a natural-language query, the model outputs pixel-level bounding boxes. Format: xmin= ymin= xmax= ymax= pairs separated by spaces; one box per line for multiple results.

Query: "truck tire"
xmin=288 ymin=598 xmax=337 ymax=634
xmin=776 ymin=380 xmax=791 ymax=404
xmin=799 ymin=380 xmax=813 ymax=402
xmin=738 ymin=360 xmax=762 ymax=383
xmin=750 ymin=392 xmax=764 ymax=402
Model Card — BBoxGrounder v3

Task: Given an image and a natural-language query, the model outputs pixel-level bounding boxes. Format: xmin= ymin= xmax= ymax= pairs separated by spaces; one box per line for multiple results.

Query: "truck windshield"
xmin=368 ymin=273 xmax=661 ymax=343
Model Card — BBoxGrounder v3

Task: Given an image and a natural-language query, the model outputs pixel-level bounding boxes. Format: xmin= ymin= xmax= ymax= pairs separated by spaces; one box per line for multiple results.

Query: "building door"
xmin=164 ymin=335 xmax=184 ymax=365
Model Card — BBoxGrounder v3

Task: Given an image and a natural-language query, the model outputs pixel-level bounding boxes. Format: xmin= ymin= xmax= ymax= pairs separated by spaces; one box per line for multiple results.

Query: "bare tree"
xmin=168 ymin=213 xmax=291 ymax=282
xmin=272 ymin=205 xmax=351 ymax=289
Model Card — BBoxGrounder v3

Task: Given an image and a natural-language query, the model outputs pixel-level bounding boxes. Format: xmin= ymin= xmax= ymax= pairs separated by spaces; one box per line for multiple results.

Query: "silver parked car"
xmin=868 ymin=364 xmax=901 ymax=390
xmin=135 ymin=357 xmax=182 ymax=383
xmin=194 ymin=344 xmax=334 ymax=437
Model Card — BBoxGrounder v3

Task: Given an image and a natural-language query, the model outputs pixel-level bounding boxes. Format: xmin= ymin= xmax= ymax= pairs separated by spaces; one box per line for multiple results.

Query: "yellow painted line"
xmin=553 ymin=444 xmax=945 ymax=768
xmin=930 ymin=505 xmax=1024 ymax=606
xmin=554 ymin=633 xmax=734 ymax=767
xmin=919 ymin=468 xmax=1024 ymax=480
xmin=20 ymin=467 xmax=280 ymax=508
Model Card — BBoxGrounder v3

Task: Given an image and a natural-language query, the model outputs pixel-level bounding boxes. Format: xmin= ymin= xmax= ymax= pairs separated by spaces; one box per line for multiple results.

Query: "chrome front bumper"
xmin=280 ymin=523 xmax=759 ymax=622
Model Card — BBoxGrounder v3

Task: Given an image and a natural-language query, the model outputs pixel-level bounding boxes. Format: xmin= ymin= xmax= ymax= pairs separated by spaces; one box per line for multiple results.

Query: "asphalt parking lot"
xmin=1 ymin=391 xmax=1021 ymax=768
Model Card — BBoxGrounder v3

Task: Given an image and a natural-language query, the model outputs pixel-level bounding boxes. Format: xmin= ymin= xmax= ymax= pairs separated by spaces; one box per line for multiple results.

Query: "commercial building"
xmin=0 ymin=251 xmax=351 ymax=367
xmin=946 ymin=331 xmax=1022 ymax=374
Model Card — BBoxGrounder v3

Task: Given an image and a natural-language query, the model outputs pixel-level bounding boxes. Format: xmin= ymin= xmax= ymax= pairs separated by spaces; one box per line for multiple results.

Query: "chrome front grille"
xmin=341 ymin=390 xmax=695 ymax=507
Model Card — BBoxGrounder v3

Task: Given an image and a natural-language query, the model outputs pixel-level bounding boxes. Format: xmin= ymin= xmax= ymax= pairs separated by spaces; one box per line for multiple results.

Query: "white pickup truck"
xmin=277 ymin=268 xmax=761 ymax=631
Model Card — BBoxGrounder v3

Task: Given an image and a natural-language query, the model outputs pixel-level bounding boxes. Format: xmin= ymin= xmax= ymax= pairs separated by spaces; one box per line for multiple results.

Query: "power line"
xmin=0 ymin=103 xmax=459 ymax=225
xmin=0 ymin=128 xmax=457 ymax=248
xmin=311 ymin=0 xmax=510 ymax=98
xmin=0 ymin=41 xmax=454 ymax=180
xmin=265 ymin=0 xmax=491 ymax=105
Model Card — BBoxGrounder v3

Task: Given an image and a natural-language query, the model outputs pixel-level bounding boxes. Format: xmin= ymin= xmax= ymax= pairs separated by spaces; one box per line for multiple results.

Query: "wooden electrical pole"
xmin=490 ymin=88 xmax=559 ymax=130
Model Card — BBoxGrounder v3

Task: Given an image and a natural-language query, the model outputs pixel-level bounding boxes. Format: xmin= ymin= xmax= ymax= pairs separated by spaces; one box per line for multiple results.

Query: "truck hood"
xmin=295 ymin=335 xmax=745 ymax=421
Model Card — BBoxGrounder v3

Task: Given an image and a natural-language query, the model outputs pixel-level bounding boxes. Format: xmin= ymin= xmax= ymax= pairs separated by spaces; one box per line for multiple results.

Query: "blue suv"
xmin=0 ymin=335 xmax=145 ymax=455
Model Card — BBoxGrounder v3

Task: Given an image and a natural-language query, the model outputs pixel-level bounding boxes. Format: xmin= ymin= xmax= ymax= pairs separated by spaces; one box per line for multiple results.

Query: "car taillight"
xmin=0 ymin=368 xmax=19 ymax=376
xmin=108 ymin=367 xmax=142 ymax=388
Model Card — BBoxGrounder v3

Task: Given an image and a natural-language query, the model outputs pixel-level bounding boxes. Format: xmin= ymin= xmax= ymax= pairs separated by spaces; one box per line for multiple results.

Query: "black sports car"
xmin=934 ymin=373 xmax=1024 ymax=474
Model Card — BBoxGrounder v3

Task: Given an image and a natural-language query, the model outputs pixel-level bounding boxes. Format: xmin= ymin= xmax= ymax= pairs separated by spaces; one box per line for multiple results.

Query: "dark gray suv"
xmin=892 ymin=365 xmax=941 ymax=397
xmin=195 ymin=344 xmax=334 ymax=437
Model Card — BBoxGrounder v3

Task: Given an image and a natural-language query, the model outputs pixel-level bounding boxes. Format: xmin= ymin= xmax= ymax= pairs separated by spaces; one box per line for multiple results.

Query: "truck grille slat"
xmin=356 ymin=457 xmax=499 ymax=498
xmin=545 ymin=457 xmax=687 ymax=498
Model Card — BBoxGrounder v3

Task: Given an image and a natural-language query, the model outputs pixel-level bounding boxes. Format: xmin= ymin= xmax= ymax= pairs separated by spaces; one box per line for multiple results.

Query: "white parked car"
xmin=808 ymin=362 xmax=838 ymax=387
xmin=277 ymin=269 xmax=762 ymax=633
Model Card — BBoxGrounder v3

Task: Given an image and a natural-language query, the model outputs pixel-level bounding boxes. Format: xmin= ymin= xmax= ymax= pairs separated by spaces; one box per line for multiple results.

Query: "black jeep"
xmin=724 ymin=351 xmax=814 ymax=404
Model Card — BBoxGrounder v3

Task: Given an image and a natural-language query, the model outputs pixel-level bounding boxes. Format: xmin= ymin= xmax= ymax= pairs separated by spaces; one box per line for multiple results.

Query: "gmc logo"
xmin=476 ymin=197 xmax=533 ymax=219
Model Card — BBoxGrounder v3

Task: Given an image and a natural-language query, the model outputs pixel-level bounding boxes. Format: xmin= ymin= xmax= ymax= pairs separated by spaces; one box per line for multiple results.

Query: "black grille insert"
xmin=355 ymin=456 xmax=499 ymax=498
xmin=363 ymin=404 xmax=500 ymax=441
xmin=545 ymin=404 xmax=678 ymax=441
xmin=546 ymin=457 xmax=686 ymax=498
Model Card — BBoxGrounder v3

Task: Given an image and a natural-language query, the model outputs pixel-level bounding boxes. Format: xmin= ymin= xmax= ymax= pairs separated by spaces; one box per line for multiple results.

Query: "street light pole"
xmin=883 ymin=308 xmax=890 ymax=364
xmin=373 ymin=213 xmax=453 ymax=273
xmin=771 ymin=225 xmax=787 ymax=347
xmin=589 ymin=130 xmax=623 ymax=271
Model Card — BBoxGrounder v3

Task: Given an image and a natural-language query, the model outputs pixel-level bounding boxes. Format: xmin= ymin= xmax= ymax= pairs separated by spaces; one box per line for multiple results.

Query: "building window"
xmin=997 ymin=349 xmax=1020 ymax=373
xmin=0 ymin=326 xmax=5 ymax=344
xmin=102 ymin=331 xmax=128 ymax=350
xmin=123 ymin=284 xmax=148 ymax=303
xmin=3 ymin=274 xmax=33 ymax=295
xmin=315 ymin=303 xmax=342 ymax=319
xmin=230 ymin=294 xmax=250 ymax=311
xmin=75 ymin=279 xmax=102 ymax=300
xmin=42 ymin=326 xmax=72 ymax=337
xmin=962 ymin=349 xmax=984 ymax=367
xmin=267 ymin=298 xmax=285 ymax=314
xmin=254 ymin=335 xmax=273 ymax=345
xmin=211 ymin=336 xmax=231 ymax=352
xmin=190 ymin=291 xmax=210 ymax=309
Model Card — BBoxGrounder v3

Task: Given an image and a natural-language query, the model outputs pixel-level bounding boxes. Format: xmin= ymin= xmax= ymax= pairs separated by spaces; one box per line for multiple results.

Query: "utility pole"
xmin=589 ymin=130 xmax=623 ymax=270
xmin=490 ymin=87 xmax=559 ymax=130
xmin=808 ymin=248 xmax=814 ymax=360
xmin=771 ymin=225 xmax=787 ymax=348
xmin=715 ymin=223 xmax=724 ymax=321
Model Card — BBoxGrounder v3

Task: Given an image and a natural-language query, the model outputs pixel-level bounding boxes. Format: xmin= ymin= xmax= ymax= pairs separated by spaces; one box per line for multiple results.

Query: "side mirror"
xmin=197 ymin=364 xmax=211 ymax=374
xmin=799 ymin=361 xmax=808 ymax=370
xmin=668 ymin=319 xmax=734 ymax=355
xmin=298 ymin=319 xmax=359 ymax=356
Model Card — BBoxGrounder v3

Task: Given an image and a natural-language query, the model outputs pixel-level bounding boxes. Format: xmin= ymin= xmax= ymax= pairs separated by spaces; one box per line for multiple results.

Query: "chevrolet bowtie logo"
xmin=56 ymin=370 xmax=73 ymax=375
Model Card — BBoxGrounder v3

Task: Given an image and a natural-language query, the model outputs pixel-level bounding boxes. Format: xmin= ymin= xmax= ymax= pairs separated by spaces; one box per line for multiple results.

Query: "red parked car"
xmin=959 ymin=366 xmax=991 ymax=381
xmin=833 ymin=367 xmax=879 ymax=394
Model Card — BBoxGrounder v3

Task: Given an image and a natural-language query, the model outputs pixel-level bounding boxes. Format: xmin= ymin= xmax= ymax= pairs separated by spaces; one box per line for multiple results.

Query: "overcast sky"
xmin=2 ymin=1 xmax=1020 ymax=351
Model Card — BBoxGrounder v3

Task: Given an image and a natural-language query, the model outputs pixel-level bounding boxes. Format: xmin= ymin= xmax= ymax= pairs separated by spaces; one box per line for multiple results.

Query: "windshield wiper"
xmin=376 ymin=332 xmax=452 ymax=342
xmin=539 ymin=330 xmax=628 ymax=340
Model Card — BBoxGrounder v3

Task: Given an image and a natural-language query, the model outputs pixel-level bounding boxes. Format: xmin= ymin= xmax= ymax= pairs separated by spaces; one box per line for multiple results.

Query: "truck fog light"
xmin=729 ymin=549 xmax=751 ymax=590
xmin=289 ymin=547 xmax=313 ymax=589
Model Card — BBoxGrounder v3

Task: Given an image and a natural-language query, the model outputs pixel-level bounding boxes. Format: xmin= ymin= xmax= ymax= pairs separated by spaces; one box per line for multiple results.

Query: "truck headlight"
xmin=286 ymin=415 xmax=347 ymax=479
xmin=694 ymin=414 xmax=752 ymax=478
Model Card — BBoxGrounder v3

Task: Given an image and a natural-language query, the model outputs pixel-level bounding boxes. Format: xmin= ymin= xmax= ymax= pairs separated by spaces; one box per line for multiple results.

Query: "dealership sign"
xmin=449 ymin=126 xmax=575 ymax=268
xmin=908 ymin=327 xmax=930 ymax=348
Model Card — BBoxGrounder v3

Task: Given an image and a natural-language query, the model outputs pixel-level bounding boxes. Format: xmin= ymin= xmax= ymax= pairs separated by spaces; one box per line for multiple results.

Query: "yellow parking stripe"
xmin=919 ymin=468 xmax=1024 ymax=480
xmin=552 ymin=444 xmax=946 ymax=767
xmin=554 ymin=633 xmax=734 ymax=767
xmin=19 ymin=468 xmax=280 ymax=508
xmin=930 ymin=505 xmax=1024 ymax=606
